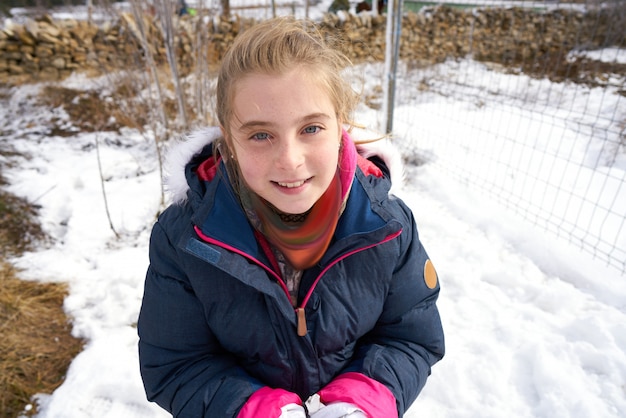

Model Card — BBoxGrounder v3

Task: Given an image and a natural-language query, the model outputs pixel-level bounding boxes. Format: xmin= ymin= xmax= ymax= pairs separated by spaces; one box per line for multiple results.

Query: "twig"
xmin=95 ymin=135 xmax=120 ymax=239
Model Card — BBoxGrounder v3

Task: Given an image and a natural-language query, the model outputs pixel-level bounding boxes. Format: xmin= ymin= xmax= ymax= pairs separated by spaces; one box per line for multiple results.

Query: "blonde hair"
xmin=215 ymin=17 xmax=359 ymax=154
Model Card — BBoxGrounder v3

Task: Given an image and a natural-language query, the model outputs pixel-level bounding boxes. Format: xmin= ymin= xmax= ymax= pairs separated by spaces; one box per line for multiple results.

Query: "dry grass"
xmin=0 ymin=264 xmax=84 ymax=417
xmin=0 ymin=189 xmax=46 ymax=259
xmin=38 ymin=73 xmax=188 ymax=136
xmin=0 ymin=74 xmax=166 ymax=417
xmin=40 ymin=85 xmax=144 ymax=134
xmin=0 ymin=142 xmax=83 ymax=417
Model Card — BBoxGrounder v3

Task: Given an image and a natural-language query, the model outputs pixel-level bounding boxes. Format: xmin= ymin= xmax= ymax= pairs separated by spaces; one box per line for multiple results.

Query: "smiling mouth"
xmin=275 ymin=179 xmax=308 ymax=188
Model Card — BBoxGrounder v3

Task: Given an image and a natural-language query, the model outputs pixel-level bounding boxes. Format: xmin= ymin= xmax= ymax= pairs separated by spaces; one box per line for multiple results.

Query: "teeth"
xmin=278 ymin=180 xmax=305 ymax=188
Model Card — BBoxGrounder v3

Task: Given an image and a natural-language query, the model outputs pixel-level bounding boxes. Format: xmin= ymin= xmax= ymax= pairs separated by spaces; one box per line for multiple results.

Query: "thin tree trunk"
xmin=221 ymin=0 xmax=230 ymax=17
xmin=155 ymin=0 xmax=189 ymax=127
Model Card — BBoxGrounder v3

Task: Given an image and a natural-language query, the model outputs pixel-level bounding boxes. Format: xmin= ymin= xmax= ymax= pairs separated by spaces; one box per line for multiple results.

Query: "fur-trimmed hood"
xmin=163 ymin=126 xmax=405 ymax=206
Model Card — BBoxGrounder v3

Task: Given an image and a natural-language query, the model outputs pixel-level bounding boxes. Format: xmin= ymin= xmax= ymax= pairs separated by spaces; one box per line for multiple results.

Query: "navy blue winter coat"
xmin=138 ymin=129 xmax=445 ymax=417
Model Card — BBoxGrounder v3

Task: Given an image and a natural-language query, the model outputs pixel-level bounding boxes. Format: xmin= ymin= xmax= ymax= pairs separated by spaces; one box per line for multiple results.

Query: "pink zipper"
xmin=295 ymin=229 xmax=402 ymax=336
xmin=194 ymin=225 xmax=403 ymax=336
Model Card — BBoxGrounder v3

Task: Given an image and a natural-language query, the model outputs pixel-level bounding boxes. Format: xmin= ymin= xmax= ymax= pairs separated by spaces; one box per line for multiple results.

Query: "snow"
xmin=2 ymin=3 xmax=626 ymax=418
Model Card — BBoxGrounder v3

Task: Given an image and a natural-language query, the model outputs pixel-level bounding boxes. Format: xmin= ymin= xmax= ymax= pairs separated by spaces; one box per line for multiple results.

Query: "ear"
xmin=218 ymin=125 xmax=235 ymax=162
xmin=337 ymin=119 xmax=344 ymax=146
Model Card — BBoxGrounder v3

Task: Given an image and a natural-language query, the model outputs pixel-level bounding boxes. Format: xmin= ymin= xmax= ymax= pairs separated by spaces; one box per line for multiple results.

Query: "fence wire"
xmin=390 ymin=0 xmax=626 ymax=274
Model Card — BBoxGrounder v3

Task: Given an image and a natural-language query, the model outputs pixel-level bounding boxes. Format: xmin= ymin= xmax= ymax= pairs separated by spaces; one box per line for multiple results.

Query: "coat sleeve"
xmin=347 ymin=204 xmax=445 ymax=416
xmin=137 ymin=215 xmax=261 ymax=418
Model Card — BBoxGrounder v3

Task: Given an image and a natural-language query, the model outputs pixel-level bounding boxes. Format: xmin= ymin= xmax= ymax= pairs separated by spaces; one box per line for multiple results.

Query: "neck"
xmin=245 ymin=171 xmax=342 ymax=270
xmin=267 ymin=203 xmax=312 ymax=224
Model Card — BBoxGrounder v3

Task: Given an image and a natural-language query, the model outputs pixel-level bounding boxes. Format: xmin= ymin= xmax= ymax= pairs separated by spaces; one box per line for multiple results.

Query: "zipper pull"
xmin=296 ymin=307 xmax=308 ymax=336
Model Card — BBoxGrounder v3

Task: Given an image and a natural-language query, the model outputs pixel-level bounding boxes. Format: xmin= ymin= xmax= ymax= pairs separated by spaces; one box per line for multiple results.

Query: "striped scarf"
xmin=240 ymin=130 xmax=356 ymax=270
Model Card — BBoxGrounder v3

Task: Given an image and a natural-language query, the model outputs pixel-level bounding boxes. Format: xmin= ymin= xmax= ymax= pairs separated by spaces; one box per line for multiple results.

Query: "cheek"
xmin=236 ymin=153 xmax=266 ymax=187
xmin=230 ymin=140 xmax=257 ymax=173
xmin=317 ymin=140 xmax=341 ymax=168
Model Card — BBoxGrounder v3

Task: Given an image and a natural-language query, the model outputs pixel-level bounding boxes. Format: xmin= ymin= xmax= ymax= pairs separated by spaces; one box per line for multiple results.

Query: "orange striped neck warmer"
xmin=247 ymin=172 xmax=342 ymax=270
xmin=241 ymin=131 xmax=356 ymax=270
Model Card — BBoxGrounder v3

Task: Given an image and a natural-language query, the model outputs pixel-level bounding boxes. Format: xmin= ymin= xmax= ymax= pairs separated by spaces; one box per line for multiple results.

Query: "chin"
xmin=274 ymin=201 xmax=314 ymax=215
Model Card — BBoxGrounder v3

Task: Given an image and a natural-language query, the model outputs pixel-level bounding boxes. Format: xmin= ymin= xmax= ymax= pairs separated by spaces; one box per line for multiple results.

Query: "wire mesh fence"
xmin=4 ymin=0 xmax=621 ymax=272
xmin=389 ymin=0 xmax=625 ymax=274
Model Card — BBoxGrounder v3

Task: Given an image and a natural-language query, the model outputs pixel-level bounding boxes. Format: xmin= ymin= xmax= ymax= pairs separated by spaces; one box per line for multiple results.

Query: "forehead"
xmin=231 ymin=68 xmax=336 ymax=125
xmin=235 ymin=66 xmax=327 ymax=96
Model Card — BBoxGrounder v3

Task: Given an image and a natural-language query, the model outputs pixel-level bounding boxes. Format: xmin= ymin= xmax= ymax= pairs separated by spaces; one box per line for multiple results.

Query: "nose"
xmin=276 ymin=136 xmax=304 ymax=170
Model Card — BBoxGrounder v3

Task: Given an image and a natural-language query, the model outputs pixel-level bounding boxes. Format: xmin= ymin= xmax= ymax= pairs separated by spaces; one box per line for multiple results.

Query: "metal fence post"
xmin=382 ymin=0 xmax=404 ymax=134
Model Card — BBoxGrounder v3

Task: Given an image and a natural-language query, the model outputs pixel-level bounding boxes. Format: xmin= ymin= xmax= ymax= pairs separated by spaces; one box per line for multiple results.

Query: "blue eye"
xmin=303 ymin=126 xmax=321 ymax=134
xmin=251 ymin=132 xmax=270 ymax=141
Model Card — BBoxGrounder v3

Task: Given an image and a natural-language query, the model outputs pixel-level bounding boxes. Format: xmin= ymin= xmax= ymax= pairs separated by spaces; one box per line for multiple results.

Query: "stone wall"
xmin=1 ymin=6 xmax=623 ymax=83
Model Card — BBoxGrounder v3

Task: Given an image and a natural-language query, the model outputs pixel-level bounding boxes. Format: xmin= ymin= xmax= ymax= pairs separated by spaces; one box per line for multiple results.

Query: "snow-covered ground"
xmin=1 ymin=2 xmax=625 ymax=418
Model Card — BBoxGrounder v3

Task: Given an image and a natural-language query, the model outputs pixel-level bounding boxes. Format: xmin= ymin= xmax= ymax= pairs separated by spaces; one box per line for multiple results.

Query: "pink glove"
xmin=317 ymin=372 xmax=398 ymax=418
xmin=238 ymin=387 xmax=303 ymax=418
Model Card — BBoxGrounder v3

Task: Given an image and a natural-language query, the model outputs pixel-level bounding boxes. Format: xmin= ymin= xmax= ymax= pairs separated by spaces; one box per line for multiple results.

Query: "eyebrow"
xmin=237 ymin=112 xmax=332 ymax=131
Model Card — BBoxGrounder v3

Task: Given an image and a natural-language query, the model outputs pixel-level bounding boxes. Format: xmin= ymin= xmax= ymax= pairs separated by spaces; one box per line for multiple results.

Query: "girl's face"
xmin=225 ymin=67 xmax=342 ymax=215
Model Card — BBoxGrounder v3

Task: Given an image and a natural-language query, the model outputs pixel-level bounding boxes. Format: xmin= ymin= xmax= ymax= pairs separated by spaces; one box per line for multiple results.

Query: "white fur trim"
xmin=164 ymin=127 xmax=222 ymax=205
xmin=351 ymin=128 xmax=406 ymax=197
xmin=163 ymin=126 xmax=405 ymax=205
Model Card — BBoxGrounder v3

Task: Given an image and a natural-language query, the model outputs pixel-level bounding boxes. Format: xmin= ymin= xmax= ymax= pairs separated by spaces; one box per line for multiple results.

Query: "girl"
xmin=138 ymin=17 xmax=444 ymax=418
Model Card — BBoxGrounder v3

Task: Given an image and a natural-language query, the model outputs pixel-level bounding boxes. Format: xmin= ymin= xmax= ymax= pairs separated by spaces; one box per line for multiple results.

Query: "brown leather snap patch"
xmin=424 ymin=259 xmax=438 ymax=289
